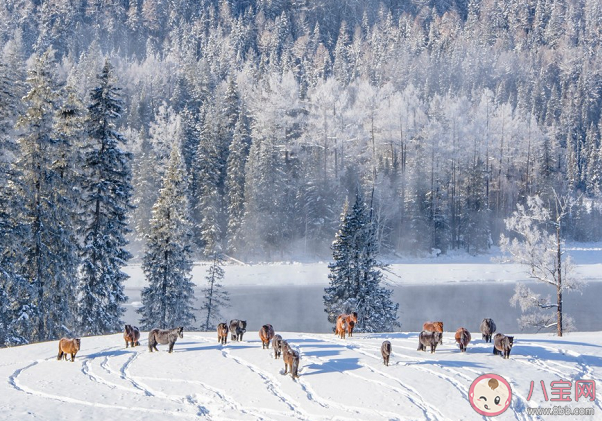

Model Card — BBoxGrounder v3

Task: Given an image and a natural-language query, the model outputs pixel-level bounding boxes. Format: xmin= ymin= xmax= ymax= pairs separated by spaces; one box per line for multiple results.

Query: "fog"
xmin=124 ymin=282 xmax=601 ymax=335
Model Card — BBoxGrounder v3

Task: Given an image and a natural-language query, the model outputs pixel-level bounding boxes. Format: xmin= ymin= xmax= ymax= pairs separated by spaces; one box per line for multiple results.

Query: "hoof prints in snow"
xmin=2 ymin=331 xmax=602 ymax=420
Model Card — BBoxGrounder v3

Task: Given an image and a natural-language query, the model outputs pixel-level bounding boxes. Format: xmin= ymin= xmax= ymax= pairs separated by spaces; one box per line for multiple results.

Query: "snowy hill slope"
xmin=1 ymin=331 xmax=600 ymax=420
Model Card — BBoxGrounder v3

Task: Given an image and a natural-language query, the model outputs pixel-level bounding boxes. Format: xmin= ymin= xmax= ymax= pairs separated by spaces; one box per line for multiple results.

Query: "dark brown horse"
xmin=381 ymin=340 xmax=392 ymax=366
xmin=454 ymin=327 xmax=471 ymax=352
xmin=217 ymin=322 xmax=229 ymax=345
xmin=493 ymin=333 xmax=514 ymax=359
xmin=58 ymin=338 xmax=81 ymax=362
xmin=124 ymin=324 xmax=141 ymax=348
xmin=480 ymin=318 xmax=497 ymax=343
xmin=259 ymin=324 xmax=275 ymax=349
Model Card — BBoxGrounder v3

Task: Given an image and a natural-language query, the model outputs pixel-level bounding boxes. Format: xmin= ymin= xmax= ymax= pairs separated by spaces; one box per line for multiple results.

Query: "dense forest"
xmin=2 ymin=0 xmax=602 ymax=262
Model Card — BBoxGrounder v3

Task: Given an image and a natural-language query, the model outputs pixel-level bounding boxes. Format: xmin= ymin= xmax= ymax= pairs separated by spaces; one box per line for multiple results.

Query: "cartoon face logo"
xmin=469 ymin=374 xmax=512 ymax=417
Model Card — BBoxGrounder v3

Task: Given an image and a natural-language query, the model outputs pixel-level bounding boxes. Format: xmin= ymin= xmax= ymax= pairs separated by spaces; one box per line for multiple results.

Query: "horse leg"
xmin=71 ymin=353 xmax=76 ymax=362
xmin=125 ymin=340 xmax=129 ymax=348
xmin=57 ymin=350 xmax=64 ymax=360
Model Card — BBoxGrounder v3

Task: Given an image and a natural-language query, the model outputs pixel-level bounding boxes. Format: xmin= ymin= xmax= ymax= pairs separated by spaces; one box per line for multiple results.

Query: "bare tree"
xmin=500 ymin=192 xmax=582 ymax=336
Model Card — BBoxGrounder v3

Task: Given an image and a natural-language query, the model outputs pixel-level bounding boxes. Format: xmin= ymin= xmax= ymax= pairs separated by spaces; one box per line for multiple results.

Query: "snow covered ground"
xmin=2 ymin=330 xmax=600 ymax=420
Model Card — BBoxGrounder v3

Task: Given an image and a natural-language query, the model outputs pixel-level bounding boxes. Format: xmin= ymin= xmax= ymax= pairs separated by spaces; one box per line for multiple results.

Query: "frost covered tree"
xmin=78 ymin=60 xmax=132 ymax=336
xmin=200 ymin=252 xmax=230 ymax=331
xmin=9 ymin=49 xmax=81 ymax=342
xmin=225 ymin=115 xmax=250 ymax=255
xmin=500 ymin=193 xmax=582 ymax=336
xmin=138 ymin=145 xmax=196 ymax=330
xmin=324 ymin=190 xmax=399 ymax=332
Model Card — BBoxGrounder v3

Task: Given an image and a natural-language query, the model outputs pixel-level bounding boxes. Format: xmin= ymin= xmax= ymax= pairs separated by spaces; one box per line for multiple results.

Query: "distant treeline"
xmin=1 ymin=0 xmax=602 ymax=265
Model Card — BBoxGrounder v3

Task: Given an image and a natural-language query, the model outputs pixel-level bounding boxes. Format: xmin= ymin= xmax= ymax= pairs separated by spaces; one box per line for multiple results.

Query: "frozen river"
xmin=124 ymin=281 xmax=602 ymax=334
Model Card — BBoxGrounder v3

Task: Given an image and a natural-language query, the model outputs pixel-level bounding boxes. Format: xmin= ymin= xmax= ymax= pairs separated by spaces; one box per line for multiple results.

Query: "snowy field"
xmin=1 ymin=331 xmax=600 ymax=420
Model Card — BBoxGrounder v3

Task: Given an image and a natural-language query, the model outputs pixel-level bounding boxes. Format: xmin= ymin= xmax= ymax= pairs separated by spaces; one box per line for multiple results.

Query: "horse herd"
xmin=403 ymin=318 xmax=514 ymax=364
xmin=55 ymin=317 xmax=515 ymax=376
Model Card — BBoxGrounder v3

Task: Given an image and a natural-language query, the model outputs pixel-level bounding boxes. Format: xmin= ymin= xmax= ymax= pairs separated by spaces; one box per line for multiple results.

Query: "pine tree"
xmin=323 ymin=190 xmax=399 ymax=332
xmin=200 ymin=252 xmax=230 ymax=331
xmin=78 ymin=60 xmax=133 ymax=336
xmin=195 ymin=103 xmax=224 ymax=256
xmin=138 ymin=145 xmax=196 ymax=330
xmin=11 ymin=48 xmax=80 ymax=342
xmin=225 ymin=115 xmax=250 ymax=255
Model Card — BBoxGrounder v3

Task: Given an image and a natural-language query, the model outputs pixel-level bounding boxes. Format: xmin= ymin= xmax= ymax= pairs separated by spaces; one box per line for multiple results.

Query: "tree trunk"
xmin=557 ymin=223 xmax=563 ymax=337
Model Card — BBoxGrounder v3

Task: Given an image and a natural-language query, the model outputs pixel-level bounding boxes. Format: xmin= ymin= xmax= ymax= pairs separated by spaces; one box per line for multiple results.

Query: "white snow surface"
xmin=1 ymin=331 xmax=600 ymax=420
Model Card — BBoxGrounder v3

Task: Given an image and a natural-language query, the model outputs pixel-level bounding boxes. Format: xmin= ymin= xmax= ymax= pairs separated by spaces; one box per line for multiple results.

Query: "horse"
xmin=229 ymin=319 xmax=247 ymax=341
xmin=417 ymin=331 xmax=442 ymax=353
xmin=381 ymin=340 xmax=392 ymax=366
xmin=217 ymin=322 xmax=229 ymax=345
xmin=493 ymin=333 xmax=514 ymax=359
xmin=335 ymin=315 xmax=347 ymax=339
xmin=272 ymin=334 xmax=283 ymax=359
xmin=124 ymin=324 xmax=141 ymax=348
xmin=280 ymin=340 xmax=290 ymax=356
xmin=347 ymin=312 xmax=358 ymax=337
xmin=259 ymin=324 xmax=275 ymax=349
xmin=57 ymin=338 xmax=81 ymax=362
xmin=148 ymin=327 xmax=183 ymax=353
xmin=283 ymin=347 xmax=300 ymax=378
xmin=454 ymin=327 xmax=472 ymax=352
xmin=423 ymin=321 xmax=443 ymax=344
xmin=480 ymin=318 xmax=497 ymax=343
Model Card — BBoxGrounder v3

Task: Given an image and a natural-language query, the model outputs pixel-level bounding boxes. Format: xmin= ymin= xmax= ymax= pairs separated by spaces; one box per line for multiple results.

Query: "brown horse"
xmin=423 ymin=321 xmax=443 ymax=344
xmin=124 ymin=324 xmax=141 ymax=348
xmin=259 ymin=324 xmax=275 ymax=349
xmin=58 ymin=338 xmax=81 ymax=362
xmin=283 ymin=347 xmax=300 ymax=378
xmin=217 ymin=322 xmax=229 ymax=345
xmin=346 ymin=312 xmax=358 ymax=337
xmin=381 ymin=340 xmax=392 ymax=366
xmin=335 ymin=316 xmax=347 ymax=339
xmin=454 ymin=328 xmax=472 ymax=352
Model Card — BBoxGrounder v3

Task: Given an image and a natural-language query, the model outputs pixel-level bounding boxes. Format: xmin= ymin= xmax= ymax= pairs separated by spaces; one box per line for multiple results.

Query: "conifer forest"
xmin=1 ymin=0 xmax=602 ymax=344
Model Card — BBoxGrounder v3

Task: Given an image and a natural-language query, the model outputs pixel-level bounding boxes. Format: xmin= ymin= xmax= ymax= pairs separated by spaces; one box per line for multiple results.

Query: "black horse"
xmin=229 ymin=319 xmax=247 ymax=341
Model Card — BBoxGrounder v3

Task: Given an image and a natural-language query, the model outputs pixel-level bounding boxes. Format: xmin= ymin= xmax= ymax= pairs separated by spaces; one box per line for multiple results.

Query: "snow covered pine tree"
xmin=324 ymin=190 xmax=399 ymax=333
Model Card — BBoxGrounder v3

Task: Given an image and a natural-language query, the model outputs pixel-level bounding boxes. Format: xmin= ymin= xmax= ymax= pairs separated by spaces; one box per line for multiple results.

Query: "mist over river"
xmin=124 ymin=282 xmax=602 ymax=335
